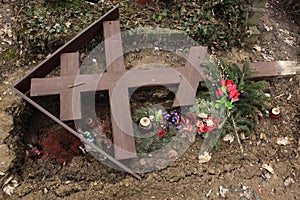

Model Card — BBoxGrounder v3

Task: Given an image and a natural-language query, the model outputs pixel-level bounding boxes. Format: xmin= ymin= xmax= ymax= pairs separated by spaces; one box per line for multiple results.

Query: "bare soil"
xmin=0 ymin=1 xmax=299 ymax=199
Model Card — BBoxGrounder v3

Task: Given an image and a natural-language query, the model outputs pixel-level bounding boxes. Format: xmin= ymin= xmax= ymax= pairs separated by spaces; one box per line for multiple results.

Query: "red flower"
xmin=232 ymin=92 xmax=240 ymax=101
xmin=198 ymin=125 xmax=210 ymax=133
xmin=226 ymin=80 xmax=233 ymax=86
xmin=216 ymin=88 xmax=223 ymax=98
xmin=158 ymin=129 xmax=166 ymax=138
xmin=227 ymin=84 xmax=237 ymax=92
xmin=220 ymin=79 xmax=226 ymax=86
xmin=228 ymin=89 xmax=239 ymax=99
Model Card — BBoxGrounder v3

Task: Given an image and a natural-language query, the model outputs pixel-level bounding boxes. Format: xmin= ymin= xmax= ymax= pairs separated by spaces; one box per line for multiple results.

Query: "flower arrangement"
xmin=132 ymin=107 xmax=183 ymax=153
xmin=214 ymin=79 xmax=240 ymax=110
xmin=199 ymin=59 xmax=270 ymax=152
xmin=132 ymin=59 xmax=270 ymax=154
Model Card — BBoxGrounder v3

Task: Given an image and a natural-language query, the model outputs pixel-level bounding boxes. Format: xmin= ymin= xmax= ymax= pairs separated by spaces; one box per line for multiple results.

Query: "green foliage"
xmin=197 ymin=59 xmax=269 ymax=139
xmin=15 ymin=0 xmax=113 ymax=64
xmin=120 ymin=0 xmax=249 ymax=51
xmin=221 ymin=61 xmax=269 ymax=135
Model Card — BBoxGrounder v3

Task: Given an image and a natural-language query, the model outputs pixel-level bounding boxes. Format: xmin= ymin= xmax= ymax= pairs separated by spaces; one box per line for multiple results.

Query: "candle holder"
xmin=269 ymin=107 xmax=281 ymax=119
xmin=138 ymin=117 xmax=153 ymax=133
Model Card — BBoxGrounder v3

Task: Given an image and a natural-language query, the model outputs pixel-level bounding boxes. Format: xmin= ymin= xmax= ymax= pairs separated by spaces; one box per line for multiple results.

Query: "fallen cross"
xmin=12 ymin=6 xmax=300 ymax=179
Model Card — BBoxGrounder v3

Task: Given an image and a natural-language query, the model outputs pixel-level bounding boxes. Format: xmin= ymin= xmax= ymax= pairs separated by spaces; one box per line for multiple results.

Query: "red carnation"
xmin=226 ymin=80 xmax=233 ymax=86
xmin=227 ymin=84 xmax=237 ymax=92
xmin=232 ymin=92 xmax=240 ymax=101
xmin=158 ymin=129 xmax=166 ymax=138
xmin=229 ymin=89 xmax=239 ymax=99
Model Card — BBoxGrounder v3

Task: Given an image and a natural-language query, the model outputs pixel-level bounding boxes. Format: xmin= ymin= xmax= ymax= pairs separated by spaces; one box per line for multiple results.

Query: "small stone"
xmin=44 ymin=188 xmax=48 ymax=194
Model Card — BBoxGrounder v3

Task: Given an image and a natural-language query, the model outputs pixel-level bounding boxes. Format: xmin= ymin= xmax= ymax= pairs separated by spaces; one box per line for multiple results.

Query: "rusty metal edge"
xmin=11 ymin=87 xmax=141 ymax=180
xmin=13 ymin=5 xmax=120 ymax=93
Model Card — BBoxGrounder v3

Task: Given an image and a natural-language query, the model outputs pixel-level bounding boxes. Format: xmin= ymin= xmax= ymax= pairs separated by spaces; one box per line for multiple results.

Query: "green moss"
xmin=1 ymin=49 xmax=17 ymax=62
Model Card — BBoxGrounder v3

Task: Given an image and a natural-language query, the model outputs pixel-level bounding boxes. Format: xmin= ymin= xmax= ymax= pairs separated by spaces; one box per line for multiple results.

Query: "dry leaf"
xmin=276 ymin=137 xmax=293 ymax=145
xmin=3 ymin=185 xmax=15 ymax=196
xmin=223 ymin=134 xmax=234 ymax=143
xmin=262 ymin=164 xmax=274 ymax=174
xmin=198 ymin=151 xmax=211 ymax=164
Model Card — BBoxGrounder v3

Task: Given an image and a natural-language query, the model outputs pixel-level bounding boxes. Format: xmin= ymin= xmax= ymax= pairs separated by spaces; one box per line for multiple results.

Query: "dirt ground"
xmin=0 ymin=1 xmax=299 ymax=199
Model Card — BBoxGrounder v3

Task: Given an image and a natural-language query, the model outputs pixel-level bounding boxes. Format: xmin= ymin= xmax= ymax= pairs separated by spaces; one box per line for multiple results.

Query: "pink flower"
xmin=158 ymin=129 xmax=166 ymax=138
xmin=220 ymin=79 xmax=226 ymax=86
xmin=216 ymin=88 xmax=223 ymax=98
xmin=196 ymin=120 xmax=204 ymax=129
xmin=183 ymin=124 xmax=193 ymax=132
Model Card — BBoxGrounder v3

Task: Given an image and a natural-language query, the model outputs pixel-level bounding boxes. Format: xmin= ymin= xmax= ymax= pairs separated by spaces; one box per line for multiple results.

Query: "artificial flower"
xmin=226 ymin=79 xmax=233 ymax=85
xmin=227 ymin=84 xmax=237 ymax=92
xmin=157 ymin=129 xmax=166 ymax=138
xmin=216 ymin=87 xmax=224 ymax=98
xmin=220 ymin=79 xmax=226 ymax=86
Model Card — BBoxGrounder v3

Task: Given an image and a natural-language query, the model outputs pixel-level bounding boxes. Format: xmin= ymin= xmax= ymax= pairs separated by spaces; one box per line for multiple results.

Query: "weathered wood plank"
xmin=247 ymin=61 xmax=300 ymax=79
xmin=30 ymin=68 xmax=184 ymax=96
xmin=60 ymin=52 xmax=81 ymax=120
xmin=60 ymin=52 xmax=80 ymax=76
xmin=173 ymin=46 xmax=207 ymax=107
xmin=110 ymin=87 xmax=137 ymax=160
xmin=104 ymin=20 xmax=136 ymax=160
xmin=103 ymin=20 xmax=125 ymax=72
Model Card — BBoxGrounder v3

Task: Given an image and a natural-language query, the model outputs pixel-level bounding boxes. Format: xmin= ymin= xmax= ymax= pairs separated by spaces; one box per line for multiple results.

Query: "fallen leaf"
xmin=223 ymin=134 xmax=234 ymax=143
xmin=284 ymin=177 xmax=294 ymax=187
xmin=219 ymin=186 xmax=229 ymax=198
xmin=262 ymin=164 xmax=274 ymax=174
xmin=3 ymin=185 xmax=15 ymax=196
xmin=276 ymin=137 xmax=293 ymax=145
xmin=198 ymin=151 xmax=211 ymax=164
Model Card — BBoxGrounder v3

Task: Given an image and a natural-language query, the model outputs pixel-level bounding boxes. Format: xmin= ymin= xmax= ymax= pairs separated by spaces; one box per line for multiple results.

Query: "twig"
xmin=68 ymin=82 xmax=84 ymax=88
xmin=231 ymin=115 xmax=244 ymax=154
xmin=274 ymin=93 xmax=285 ymax=99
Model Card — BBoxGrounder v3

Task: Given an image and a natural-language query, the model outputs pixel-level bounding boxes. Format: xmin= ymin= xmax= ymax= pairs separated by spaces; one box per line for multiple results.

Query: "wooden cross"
xmin=30 ymin=19 xmax=300 ymax=161
xmin=30 ymin=20 xmax=206 ymax=160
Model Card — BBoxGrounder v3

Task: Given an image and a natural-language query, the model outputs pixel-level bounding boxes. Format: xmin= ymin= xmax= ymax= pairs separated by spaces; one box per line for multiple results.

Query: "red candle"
xmin=270 ymin=107 xmax=281 ymax=119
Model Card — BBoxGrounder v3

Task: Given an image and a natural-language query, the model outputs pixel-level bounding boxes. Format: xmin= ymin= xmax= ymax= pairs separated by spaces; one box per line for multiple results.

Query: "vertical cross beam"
xmin=59 ymin=52 xmax=81 ymax=121
xmin=173 ymin=46 xmax=206 ymax=107
xmin=103 ymin=20 xmax=137 ymax=160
